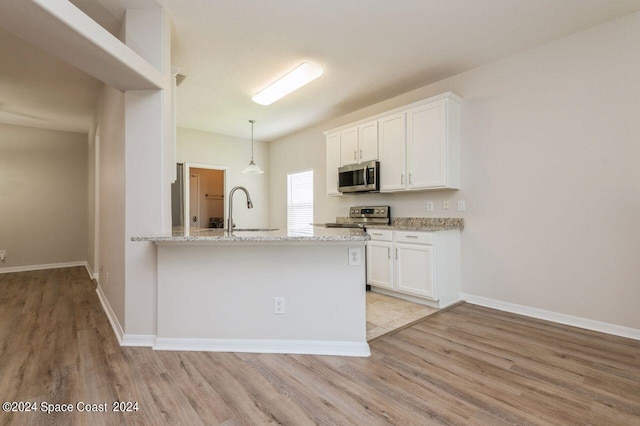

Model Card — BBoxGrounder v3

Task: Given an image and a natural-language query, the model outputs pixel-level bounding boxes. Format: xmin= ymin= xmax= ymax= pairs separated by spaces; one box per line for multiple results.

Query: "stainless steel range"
xmin=325 ymin=206 xmax=390 ymax=229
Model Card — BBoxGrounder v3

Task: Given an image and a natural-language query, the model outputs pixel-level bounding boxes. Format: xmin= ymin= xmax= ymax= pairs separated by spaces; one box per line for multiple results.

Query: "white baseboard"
xmin=122 ymin=334 xmax=156 ymax=347
xmin=84 ymin=262 xmax=99 ymax=280
xmin=95 ymin=285 xmax=155 ymax=347
xmin=461 ymin=293 xmax=640 ymax=341
xmin=153 ymin=338 xmax=371 ymax=357
xmin=96 ymin=284 xmax=124 ymax=345
xmin=371 ymin=287 xmax=440 ymax=308
xmin=0 ymin=261 xmax=87 ymax=274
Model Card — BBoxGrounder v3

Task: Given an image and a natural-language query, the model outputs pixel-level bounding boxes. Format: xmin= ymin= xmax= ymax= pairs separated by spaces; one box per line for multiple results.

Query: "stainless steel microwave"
xmin=338 ymin=161 xmax=380 ymax=193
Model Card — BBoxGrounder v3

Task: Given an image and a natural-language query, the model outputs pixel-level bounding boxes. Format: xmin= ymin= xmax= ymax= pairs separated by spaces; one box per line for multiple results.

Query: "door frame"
xmin=183 ymin=162 xmax=228 ymax=229
xmin=189 ymin=173 xmax=201 ymax=228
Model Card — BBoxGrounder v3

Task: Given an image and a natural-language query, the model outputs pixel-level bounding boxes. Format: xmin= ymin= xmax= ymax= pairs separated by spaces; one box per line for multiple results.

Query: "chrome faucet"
xmin=227 ymin=186 xmax=253 ymax=232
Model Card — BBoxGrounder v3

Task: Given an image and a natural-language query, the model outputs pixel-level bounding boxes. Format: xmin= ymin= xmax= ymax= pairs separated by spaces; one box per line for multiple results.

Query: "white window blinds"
xmin=287 ymin=170 xmax=314 ymax=235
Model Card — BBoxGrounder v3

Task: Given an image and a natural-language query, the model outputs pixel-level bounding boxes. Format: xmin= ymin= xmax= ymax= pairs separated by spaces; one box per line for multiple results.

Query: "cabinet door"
xmin=340 ymin=127 xmax=358 ymax=166
xmin=325 ymin=133 xmax=341 ymax=196
xmin=395 ymin=242 xmax=435 ymax=299
xmin=378 ymin=113 xmax=406 ymax=192
xmin=358 ymin=120 xmax=378 ymax=162
xmin=366 ymin=241 xmax=393 ymax=290
xmin=406 ymin=101 xmax=447 ymax=189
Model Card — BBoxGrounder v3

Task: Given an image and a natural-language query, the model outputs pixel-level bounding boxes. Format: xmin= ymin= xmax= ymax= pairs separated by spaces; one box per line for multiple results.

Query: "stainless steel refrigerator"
xmin=171 ymin=163 xmax=184 ymax=227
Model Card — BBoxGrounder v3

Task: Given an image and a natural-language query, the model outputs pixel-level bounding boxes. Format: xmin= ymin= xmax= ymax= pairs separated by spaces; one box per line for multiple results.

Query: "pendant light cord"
xmin=249 ymin=119 xmax=255 ymax=162
xmin=242 ymin=119 xmax=263 ymax=174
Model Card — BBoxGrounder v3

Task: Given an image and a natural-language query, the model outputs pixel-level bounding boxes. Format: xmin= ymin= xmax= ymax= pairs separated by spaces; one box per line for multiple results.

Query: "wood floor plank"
xmin=316 ymin=353 xmax=477 ymax=425
xmin=1 ymin=267 xmax=639 ymax=425
xmin=416 ymin=313 xmax=640 ymax=395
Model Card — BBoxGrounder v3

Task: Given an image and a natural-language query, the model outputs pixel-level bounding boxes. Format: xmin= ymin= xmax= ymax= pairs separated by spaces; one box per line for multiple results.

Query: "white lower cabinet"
xmin=396 ymin=242 xmax=434 ymax=298
xmin=366 ymin=241 xmax=393 ymax=290
xmin=366 ymin=229 xmax=460 ymax=308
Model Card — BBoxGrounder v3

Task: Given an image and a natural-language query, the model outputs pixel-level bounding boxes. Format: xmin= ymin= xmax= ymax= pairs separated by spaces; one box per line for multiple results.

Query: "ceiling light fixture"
xmin=252 ymin=62 xmax=323 ymax=106
xmin=242 ymin=120 xmax=264 ymax=174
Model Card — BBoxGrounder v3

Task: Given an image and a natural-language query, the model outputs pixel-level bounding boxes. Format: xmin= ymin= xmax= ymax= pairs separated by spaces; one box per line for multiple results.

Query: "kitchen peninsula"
xmin=133 ymin=228 xmax=371 ymax=357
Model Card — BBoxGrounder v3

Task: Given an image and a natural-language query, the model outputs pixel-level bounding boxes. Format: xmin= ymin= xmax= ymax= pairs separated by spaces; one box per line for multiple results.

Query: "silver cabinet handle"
xmin=353 ymin=151 xmax=357 ymax=160
xmin=395 ymin=248 xmax=399 ymax=260
xmin=409 ymin=173 xmax=412 ymax=184
xmin=406 ymin=235 xmax=418 ymax=238
xmin=360 ymin=149 xmax=363 ymax=159
xmin=372 ymin=232 xmax=383 ymax=236
xmin=400 ymin=174 xmax=404 ymax=185
xmin=387 ymin=247 xmax=391 ymax=259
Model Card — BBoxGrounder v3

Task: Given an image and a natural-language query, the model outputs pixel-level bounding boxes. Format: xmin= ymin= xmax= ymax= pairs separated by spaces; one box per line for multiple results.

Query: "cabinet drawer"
xmin=367 ymin=229 xmax=393 ymax=241
xmin=395 ymin=231 xmax=433 ymax=244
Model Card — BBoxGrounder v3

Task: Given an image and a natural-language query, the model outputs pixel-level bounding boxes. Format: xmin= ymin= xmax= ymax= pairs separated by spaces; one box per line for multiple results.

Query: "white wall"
xmin=97 ymin=85 xmax=126 ymax=327
xmin=177 ymin=127 xmax=270 ymax=229
xmin=269 ymin=12 xmax=640 ymax=330
xmin=0 ymin=123 xmax=87 ymax=269
xmin=86 ymin=124 xmax=98 ymax=277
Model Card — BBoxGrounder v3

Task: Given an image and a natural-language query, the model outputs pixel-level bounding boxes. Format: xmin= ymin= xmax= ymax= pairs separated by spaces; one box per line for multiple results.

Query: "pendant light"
xmin=242 ymin=119 xmax=264 ymax=174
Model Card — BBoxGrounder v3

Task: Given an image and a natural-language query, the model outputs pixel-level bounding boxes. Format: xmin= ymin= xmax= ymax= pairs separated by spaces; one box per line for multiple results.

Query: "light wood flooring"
xmin=366 ymin=291 xmax=438 ymax=341
xmin=1 ymin=267 xmax=639 ymax=425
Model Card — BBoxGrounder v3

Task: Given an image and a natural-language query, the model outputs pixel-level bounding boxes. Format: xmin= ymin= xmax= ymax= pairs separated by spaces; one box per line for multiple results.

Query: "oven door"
xmin=338 ymin=161 xmax=379 ymax=193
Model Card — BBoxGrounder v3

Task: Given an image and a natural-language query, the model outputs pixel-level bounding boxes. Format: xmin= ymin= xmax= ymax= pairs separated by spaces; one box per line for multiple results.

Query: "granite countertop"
xmin=132 ymin=227 xmax=370 ymax=244
xmin=335 ymin=217 xmax=464 ymax=232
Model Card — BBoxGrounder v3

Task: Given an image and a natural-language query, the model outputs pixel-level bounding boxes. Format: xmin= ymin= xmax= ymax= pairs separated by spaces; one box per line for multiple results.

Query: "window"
xmin=287 ymin=170 xmax=313 ymax=235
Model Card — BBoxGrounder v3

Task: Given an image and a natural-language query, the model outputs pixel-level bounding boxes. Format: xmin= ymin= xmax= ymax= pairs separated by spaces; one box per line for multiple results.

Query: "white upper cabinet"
xmin=406 ymin=98 xmax=460 ymax=190
xmin=358 ymin=120 xmax=378 ymax=163
xmin=339 ymin=127 xmax=358 ymax=166
xmin=339 ymin=120 xmax=379 ymax=166
xmin=325 ymin=132 xmax=341 ymax=196
xmin=378 ymin=113 xmax=406 ymax=191
xmin=325 ymin=92 xmax=461 ymax=194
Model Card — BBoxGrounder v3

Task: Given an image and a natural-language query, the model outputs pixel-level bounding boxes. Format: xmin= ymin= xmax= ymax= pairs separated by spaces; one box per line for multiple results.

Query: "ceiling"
xmin=3 ymin=0 xmax=640 ymax=139
xmin=0 ymin=26 xmax=100 ymax=133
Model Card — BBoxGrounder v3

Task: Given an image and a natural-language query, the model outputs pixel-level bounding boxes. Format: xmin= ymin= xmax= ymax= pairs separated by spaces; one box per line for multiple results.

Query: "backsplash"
xmin=336 ymin=216 xmax=464 ymax=231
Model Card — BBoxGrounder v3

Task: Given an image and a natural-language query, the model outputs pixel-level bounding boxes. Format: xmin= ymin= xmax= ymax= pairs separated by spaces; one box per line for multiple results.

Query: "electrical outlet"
xmin=348 ymin=248 xmax=361 ymax=265
xmin=442 ymin=199 xmax=450 ymax=210
xmin=426 ymin=201 xmax=434 ymax=212
xmin=457 ymin=200 xmax=466 ymax=211
xmin=274 ymin=297 xmax=286 ymax=314
xmin=0 ymin=250 xmax=5 ymax=262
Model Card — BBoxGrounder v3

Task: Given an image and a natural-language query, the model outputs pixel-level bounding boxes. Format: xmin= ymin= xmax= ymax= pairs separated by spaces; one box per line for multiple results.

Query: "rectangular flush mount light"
xmin=252 ymin=62 xmax=323 ymax=105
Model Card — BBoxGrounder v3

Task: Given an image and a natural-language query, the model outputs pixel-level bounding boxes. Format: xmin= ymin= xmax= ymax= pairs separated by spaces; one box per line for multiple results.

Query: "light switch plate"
xmin=442 ymin=199 xmax=450 ymax=210
xmin=426 ymin=201 xmax=434 ymax=212
xmin=457 ymin=200 xmax=466 ymax=211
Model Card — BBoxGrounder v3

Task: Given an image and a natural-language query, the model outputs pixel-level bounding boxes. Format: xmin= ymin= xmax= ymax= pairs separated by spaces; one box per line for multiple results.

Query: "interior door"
xmin=189 ymin=174 xmax=200 ymax=228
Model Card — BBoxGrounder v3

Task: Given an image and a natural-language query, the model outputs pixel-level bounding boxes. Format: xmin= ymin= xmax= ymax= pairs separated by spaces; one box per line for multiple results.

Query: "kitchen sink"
xmin=232 ymin=228 xmax=279 ymax=232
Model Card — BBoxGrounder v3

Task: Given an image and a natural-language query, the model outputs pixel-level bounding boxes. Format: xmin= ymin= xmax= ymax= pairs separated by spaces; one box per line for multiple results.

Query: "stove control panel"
xmin=349 ymin=206 xmax=390 ymax=220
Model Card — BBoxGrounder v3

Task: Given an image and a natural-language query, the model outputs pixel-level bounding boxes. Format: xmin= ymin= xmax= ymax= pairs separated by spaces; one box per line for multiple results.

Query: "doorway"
xmin=183 ymin=163 xmax=227 ymax=229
